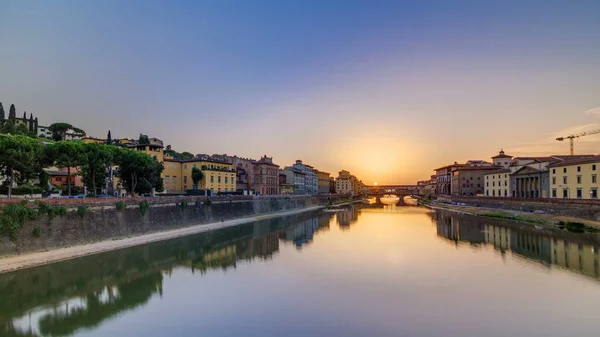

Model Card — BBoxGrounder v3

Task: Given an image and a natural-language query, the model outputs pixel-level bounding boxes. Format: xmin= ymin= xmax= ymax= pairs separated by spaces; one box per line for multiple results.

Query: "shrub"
xmin=115 ymin=201 xmax=127 ymax=211
xmin=55 ymin=206 xmax=68 ymax=217
xmin=0 ymin=185 xmax=44 ymax=196
xmin=565 ymin=222 xmax=585 ymax=233
xmin=77 ymin=206 xmax=88 ymax=218
xmin=32 ymin=227 xmax=41 ymax=238
xmin=139 ymin=200 xmax=151 ymax=216
xmin=0 ymin=204 xmax=37 ymax=240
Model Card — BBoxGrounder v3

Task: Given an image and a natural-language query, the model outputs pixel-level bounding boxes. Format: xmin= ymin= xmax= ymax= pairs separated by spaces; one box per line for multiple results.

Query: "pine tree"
xmin=8 ymin=104 xmax=16 ymax=121
xmin=106 ymin=130 xmax=113 ymax=145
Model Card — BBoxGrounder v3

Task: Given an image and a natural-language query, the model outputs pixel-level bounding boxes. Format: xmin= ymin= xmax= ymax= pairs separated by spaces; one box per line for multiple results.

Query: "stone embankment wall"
xmin=0 ymin=195 xmax=343 ymax=257
xmin=440 ymin=196 xmax=600 ymax=221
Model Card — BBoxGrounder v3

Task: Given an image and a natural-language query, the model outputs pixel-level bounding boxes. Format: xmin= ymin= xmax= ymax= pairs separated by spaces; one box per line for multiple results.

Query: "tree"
xmin=0 ymin=135 xmax=40 ymax=198
xmin=8 ymin=104 xmax=16 ymax=121
xmin=138 ymin=134 xmax=150 ymax=145
xmin=49 ymin=123 xmax=73 ymax=141
xmin=0 ymin=102 xmax=5 ymax=123
xmin=106 ymin=130 xmax=112 ymax=145
xmin=79 ymin=143 xmax=113 ymax=195
xmin=29 ymin=113 xmax=34 ymax=133
xmin=116 ymin=149 xmax=163 ymax=195
xmin=22 ymin=112 xmax=26 ymax=121
xmin=2 ymin=120 xmax=15 ymax=135
xmin=34 ymin=117 xmax=38 ymax=131
xmin=180 ymin=152 xmax=194 ymax=160
xmin=48 ymin=141 xmax=84 ymax=196
xmin=191 ymin=167 xmax=204 ymax=189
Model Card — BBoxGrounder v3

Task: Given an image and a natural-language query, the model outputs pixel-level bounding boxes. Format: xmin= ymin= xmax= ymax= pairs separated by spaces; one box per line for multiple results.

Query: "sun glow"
xmin=373 ymin=182 xmax=378 ymax=186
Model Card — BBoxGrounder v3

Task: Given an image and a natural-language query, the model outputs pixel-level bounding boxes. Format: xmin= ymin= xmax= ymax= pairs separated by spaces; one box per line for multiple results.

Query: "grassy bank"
xmin=427 ymin=202 xmax=600 ymax=234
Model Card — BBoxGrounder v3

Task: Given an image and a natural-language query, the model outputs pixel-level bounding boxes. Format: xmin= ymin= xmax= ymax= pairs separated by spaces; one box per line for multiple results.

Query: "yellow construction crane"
xmin=556 ymin=129 xmax=600 ymax=155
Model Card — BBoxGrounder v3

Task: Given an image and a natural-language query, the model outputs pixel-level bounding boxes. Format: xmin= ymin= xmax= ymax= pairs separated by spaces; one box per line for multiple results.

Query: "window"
xmin=552 ymin=169 xmax=556 ymax=174
xmin=173 ymin=176 xmax=177 ymax=183
xmin=504 ymin=190 xmax=507 ymax=197
xmin=563 ymin=176 xmax=568 ymax=184
xmin=578 ymin=166 xmax=581 ymax=172
xmin=174 ymin=164 xmax=177 ymax=169
xmin=577 ymin=176 xmax=582 ymax=184
xmin=493 ymin=182 xmax=495 ymax=187
xmin=592 ymin=188 xmax=598 ymax=199
xmin=184 ymin=176 xmax=187 ymax=183
xmin=165 ymin=176 xmax=170 ymax=183
xmin=552 ymin=177 xmax=556 ymax=185
xmin=504 ymin=181 xmax=508 ymax=187
xmin=563 ymin=168 xmax=567 ymax=173
xmin=593 ymin=165 xmax=597 ymax=171
xmin=225 ymin=177 xmax=228 ymax=184
xmin=552 ymin=189 xmax=557 ymax=198
xmin=563 ymin=189 xmax=568 ymax=198
xmin=218 ymin=176 xmax=221 ymax=183
xmin=193 ymin=164 xmax=197 ymax=168
xmin=184 ymin=164 xmax=187 ymax=169
xmin=486 ymin=182 xmax=489 ymax=187
xmin=577 ymin=188 xmax=583 ymax=199
xmin=211 ymin=176 xmax=214 ymax=183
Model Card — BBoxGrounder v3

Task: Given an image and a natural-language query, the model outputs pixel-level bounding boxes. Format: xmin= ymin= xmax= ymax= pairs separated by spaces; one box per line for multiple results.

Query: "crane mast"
xmin=556 ymin=129 xmax=600 ymax=155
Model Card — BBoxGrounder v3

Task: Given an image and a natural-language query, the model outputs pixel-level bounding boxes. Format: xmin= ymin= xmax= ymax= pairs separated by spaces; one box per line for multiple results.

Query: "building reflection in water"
xmin=0 ymin=211 xmax=334 ymax=337
xmin=335 ymin=205 xmax=360 ymax=230
xmin=432 ymin=210 xmax=600 ymax=279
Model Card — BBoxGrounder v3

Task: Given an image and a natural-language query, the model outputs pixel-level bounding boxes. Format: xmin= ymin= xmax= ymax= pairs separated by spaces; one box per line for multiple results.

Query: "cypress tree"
xmin=0 ymin=102 xmax=5 ymax=122
xmin=29 ymin=113 xmax=34 ymax=132
xmin=8 ymin=104 xmax=16 ymax=121
xmin=22 ymin=111 xmax=27 ymax=121
xmin=34 ymin=117 xmax=38 ymax=131
xmin=106 ymin=130 xmax=113 ymax=145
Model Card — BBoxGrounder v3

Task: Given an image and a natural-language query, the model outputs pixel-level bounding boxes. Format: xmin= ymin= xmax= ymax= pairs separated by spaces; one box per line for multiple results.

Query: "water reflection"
xmin=433 ymin=210 xmax=600 ymax=279
xmin=0 ymin=207 xmax=369 ymax=337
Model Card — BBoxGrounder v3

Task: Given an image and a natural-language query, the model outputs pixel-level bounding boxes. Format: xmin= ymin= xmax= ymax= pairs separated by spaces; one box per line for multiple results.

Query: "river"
xmin=2 ymin=204 xmax=600 ymax=337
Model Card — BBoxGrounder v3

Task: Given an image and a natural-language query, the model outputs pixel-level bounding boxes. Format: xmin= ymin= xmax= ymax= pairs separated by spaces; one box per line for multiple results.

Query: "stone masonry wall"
xmin=0 ymin=195 xmax=343 ymax=257
xmin=441 ymin=196 xmax=600 ymax=221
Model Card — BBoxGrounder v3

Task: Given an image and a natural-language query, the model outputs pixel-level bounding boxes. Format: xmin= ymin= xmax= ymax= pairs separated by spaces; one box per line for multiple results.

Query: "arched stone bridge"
xmin=365 ymin=185 xmax=418 ymax=196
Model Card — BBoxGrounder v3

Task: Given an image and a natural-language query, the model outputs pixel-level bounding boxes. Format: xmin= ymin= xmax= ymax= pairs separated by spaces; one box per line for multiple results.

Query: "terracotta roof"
xmin=455 ymin=166 xmax=499 ymax=171
xmin=434 ymin=163 xmax=464 ymax=171
xmin=484 ymin=168 xmax=511 ymax=174
xmin=548 ymin=155 xmax=600 ymax=168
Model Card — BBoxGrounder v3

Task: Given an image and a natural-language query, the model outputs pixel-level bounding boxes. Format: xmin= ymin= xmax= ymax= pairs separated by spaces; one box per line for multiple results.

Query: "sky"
xmin=1 ymin=0 xmax=599 ymax=185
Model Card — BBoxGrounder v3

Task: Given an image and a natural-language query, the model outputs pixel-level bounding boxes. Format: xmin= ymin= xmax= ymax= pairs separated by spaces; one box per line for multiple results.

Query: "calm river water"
xmin=2 ymin=204 xmax=600 ymax=337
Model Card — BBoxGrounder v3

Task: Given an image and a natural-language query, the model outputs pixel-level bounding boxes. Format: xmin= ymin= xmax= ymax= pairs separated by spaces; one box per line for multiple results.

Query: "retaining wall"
xmin=440 ymin=196 xmax=600 ymax=221
xmin=0 ymin=195 xmax=343 ymax=257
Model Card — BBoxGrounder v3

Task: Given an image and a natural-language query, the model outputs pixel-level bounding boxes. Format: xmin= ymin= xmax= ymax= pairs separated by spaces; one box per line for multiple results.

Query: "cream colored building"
xmin=335 ymin=170 xmax=355 ymax=195
xmin=484 ymin=168 xmax=511 ymax=197
xmin=549 ymin=156 xmax=600 ymax=199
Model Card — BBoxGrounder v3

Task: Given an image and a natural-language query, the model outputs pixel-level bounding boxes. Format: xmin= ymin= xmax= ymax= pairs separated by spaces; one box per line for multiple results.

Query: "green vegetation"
xmin=0 ymin=203 xmax=37 ymax=240
xmin=139 ymin=200 xmax=151 ymax=216
xmin=32 ymin=227 xmax=41 ymax=238
xmin=191 ymin=167 xmax=204 ymax=189
xmin=115 ymin=200 xmax=127 ymax=211
xmin=558 ymin=221 xmax=600 ymax=233
xmin=0 ymin=133 xmax=164 ymax=199
xmin=77 ymin=206 xmax=88 ymax=218
xmin=164 ymin=144 xmax=194 ymax=160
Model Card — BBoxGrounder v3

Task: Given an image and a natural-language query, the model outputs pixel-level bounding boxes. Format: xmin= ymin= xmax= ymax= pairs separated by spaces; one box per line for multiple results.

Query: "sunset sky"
xmin=1 ymin=0 xmax=599 ymax=184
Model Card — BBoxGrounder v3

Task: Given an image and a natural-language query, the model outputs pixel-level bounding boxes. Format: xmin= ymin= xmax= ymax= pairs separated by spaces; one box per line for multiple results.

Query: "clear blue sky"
xmin=1 ymin=0 xmax=599 ymax=184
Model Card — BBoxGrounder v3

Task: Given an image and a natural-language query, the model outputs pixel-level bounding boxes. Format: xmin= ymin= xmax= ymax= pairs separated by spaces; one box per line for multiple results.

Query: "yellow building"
xmin=280 ymin=183 xmax=294 ymax=195
xmin=549 ymin=156 xmax=600 ymax=199
xmin=129 ymin=138 xmax=164 ymax=163
xmin=82 ymin=136 xmax=106 ymax=144
xmin=163 ymin=158 xmax=236 ymax=194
